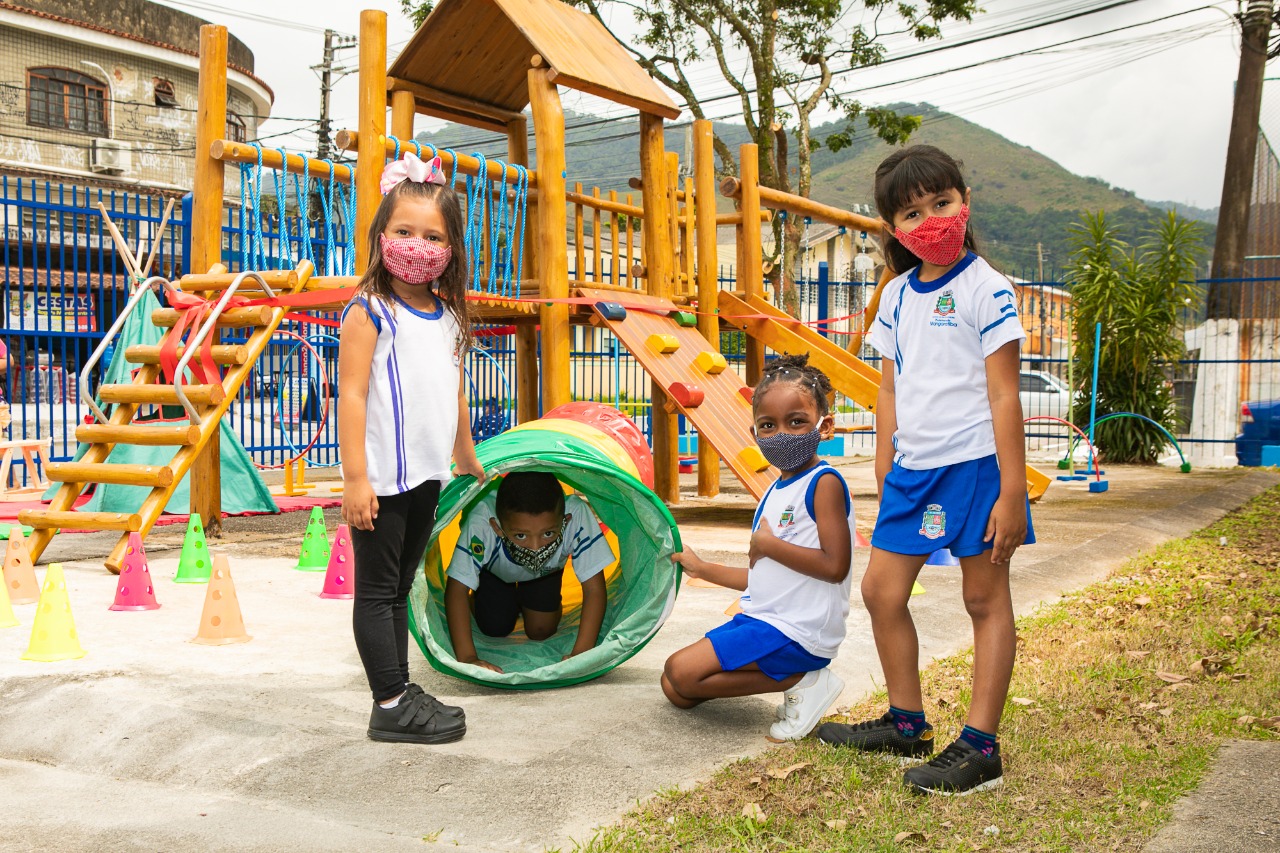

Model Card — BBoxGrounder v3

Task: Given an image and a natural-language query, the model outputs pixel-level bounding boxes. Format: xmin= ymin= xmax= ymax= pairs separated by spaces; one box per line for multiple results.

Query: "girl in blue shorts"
xmin=663 ymin=354 xmax=856 ymax=743
xmin=817 ymin=145 xmax=1034 ymax=796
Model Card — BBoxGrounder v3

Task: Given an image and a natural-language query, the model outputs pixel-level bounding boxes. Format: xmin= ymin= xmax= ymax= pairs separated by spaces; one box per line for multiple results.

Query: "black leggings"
xmin=350 ymin=478 xmax=441 ymax=702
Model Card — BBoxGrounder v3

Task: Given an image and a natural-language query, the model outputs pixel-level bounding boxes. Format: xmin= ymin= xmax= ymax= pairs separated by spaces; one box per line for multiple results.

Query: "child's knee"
xmin=475 ymin=613 xmax=517 ymax=638
xmin=524 ymin=623 xmax=557 ymax=641
xmin=861 ymin=576 xmax=906 ymax=614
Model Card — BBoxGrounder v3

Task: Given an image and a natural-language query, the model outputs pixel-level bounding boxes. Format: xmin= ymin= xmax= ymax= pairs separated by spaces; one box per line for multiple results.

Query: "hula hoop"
xmin=1023 ymin=415 xmax=1102 ymax=482
xmin=251 ymin=330 xmax=333 ymax=469
xmin=464 ymin=344 xmax=512 ymax=439
xmin=1065 ymin=412 xmax=1191 ymax=471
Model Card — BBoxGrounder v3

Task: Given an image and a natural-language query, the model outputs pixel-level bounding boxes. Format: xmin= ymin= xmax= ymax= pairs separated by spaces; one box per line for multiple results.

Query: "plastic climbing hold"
xmin=646 ymin=333 xmax=680 ymax=355
xmin=737 ymin=445 xmax=770 ymax=473
xmin=595 ymin=301 xmax=627 ymax=321
xmin=738 ymin=386 xmax=755 ymax=405
xmin=670 ymin=310 xmax=697 ymax=327
xmin=693 ymin=351 xmax=728 ymax=375
xmin=668 ymin=382 xmax=705 ymax=409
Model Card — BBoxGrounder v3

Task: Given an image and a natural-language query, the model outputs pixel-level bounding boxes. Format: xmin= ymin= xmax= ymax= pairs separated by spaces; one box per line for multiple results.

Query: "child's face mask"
xmin=895 ymin=204 xmax=969 ymax=266
xmin=496 ymin=518 xmax=567 ymax=576
xmin=755 ymin=428 xmax=823 ymax=472
xmin=379 ymin=234 xmax=451 ymax=286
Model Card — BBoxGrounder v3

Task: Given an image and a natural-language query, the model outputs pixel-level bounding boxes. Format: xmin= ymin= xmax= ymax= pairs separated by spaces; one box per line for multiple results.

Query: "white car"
xmin=1020 ymin=370 xmax=1070 ymax=423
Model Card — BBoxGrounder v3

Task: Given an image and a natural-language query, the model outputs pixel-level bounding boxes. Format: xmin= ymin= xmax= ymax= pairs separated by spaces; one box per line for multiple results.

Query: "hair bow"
xmin=379 ymin=152 xmax=448 ymax=194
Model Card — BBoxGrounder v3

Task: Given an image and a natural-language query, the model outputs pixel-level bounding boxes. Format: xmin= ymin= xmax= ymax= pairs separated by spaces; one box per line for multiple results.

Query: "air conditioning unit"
xmin=90 ymin=138 xmax=131 ymax=173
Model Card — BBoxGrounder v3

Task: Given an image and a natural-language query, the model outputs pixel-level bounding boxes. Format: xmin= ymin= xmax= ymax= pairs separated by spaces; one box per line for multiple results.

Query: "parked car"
xmin=1236 ymin=400 xmax=1280 ymax=466
xmin=1020 ymin=369 xmax=1070 ymax=422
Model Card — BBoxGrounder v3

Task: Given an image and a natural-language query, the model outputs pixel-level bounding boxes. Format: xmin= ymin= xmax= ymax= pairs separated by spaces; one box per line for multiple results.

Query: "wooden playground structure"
xmin=19 ymin=0 xmax=1050 ymax=572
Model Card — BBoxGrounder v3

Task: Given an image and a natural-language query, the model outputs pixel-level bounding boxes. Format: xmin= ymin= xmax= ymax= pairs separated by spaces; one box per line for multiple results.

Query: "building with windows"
xmin=0 ymin=0 xmax=271 ymax=191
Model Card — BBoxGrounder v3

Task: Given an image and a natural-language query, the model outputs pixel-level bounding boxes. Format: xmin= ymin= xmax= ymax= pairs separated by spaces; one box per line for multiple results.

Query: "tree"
xmin=1066 ymin=210 xmax=1205 ymax=463
xmin=568 ymin=0 xmax=979 ymax=314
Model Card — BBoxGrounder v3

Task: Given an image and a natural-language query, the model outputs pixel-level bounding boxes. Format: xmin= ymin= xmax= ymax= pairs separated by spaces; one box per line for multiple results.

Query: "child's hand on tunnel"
xmin=460 ymin=656 xmax=503 ymax=673
xmin=671 ymin=548 xmax=707 ymax=579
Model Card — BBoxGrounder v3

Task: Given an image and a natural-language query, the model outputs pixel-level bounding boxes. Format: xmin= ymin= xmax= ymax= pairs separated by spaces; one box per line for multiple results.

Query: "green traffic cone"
xmin=294 ymin=506 xmax=331 ymax=571
xmin=174 ymin=512 xmax=213 ymax=583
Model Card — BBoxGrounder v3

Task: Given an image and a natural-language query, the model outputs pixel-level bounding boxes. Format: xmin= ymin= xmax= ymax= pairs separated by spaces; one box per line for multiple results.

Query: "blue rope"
xmin=487 ymin=157 xmax=507 ymax=294
xmin=422 ymin=142 xmax=438 ymax=162
xmin=410 ymin=139 xmax=422 ymax=158
xmin=512 ymin=164 xmax=528 ymax=298
xmin=238 ymin=162 xmax=251 ymax=270
xmin=340 ymin=171 xmax=357 ymax=275
xmin=248 ymin=144 xmax=266 ymax=269
xmin=442 ymin=148 xmax=458 ymax=186
xmin=464 ymin=152 xmax=489 ymax=292
xmin=321 ymin=160 xmax=337 ymax=275
xmin=292 ymin=155 xmax=314 ymax=267
xmin=271 ymin=147 xmax=294 ymax=270
xmin=391 ymin=135 xmax=401 ymax=163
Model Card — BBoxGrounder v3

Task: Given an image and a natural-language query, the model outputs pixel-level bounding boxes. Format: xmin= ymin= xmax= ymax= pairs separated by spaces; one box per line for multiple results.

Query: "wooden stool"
xmin=0 ymin=437 xmax=52 ymax=502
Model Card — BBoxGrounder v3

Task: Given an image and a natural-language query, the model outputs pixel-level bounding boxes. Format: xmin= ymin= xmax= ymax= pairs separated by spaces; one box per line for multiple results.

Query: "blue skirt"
xmin=872 ymin=454 xmax=1035 ymax=558
xmin=706 ymin=613 xmax=830 ymax=681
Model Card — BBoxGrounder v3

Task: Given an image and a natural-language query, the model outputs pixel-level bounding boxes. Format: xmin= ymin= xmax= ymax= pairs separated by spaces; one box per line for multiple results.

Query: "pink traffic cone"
xmin=319 ymin=523 xmax=355 ymax=600
xmin=109 ymin=532 xmax=161 ymax=611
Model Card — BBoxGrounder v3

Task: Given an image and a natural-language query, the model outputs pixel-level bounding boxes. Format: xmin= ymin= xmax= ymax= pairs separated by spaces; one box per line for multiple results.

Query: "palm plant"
xmin=1066 ymin=211 xmax=1204 ymax=463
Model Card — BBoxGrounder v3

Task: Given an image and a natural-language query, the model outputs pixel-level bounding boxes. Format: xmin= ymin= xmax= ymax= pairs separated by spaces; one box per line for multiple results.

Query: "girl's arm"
xmin=984 ymin=340 xmax=1028 ymax=564
xmin=569 ymin=572 xmax=607 ymax=657
xmin=874 ymin=361 xmax=898 ymax=501
xmin=337 ymin=306 xmax=379 ymax=531
xmin=452 ymin=371 xmax=484 ymax=480
xmin=750 ymin=473 xmax=852 ymax=583
xmin=671 ymin=547 xmax=748 ymax=591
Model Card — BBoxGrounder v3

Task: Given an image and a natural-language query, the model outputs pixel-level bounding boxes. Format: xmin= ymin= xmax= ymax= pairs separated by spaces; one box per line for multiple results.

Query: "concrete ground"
xmin=0 ymin=462 xmax=1276 ymax=852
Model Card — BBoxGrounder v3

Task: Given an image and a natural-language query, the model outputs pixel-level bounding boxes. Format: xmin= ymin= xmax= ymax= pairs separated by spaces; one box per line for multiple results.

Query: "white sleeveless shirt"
xmin=342 ymin=292 xmax=462 ymax=496
xmin=741 ymin=461 xmax=855 ymax=659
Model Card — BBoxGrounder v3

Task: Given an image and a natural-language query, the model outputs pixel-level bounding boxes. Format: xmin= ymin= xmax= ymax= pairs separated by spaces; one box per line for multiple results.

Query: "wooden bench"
xmin=0 ymin=437 xmax=52 ymax=502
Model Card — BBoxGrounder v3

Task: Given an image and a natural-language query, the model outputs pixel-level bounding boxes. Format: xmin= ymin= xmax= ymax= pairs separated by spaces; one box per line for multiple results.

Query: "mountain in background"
xmin=1146 ymin=200 xmax=1219 ymax=226
xmin=417 ymin=103 xmax=1213 ymax=278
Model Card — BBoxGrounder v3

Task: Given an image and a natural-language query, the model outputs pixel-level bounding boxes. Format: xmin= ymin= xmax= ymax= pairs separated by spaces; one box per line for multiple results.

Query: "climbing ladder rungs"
xmin=75 ymin=424 xmax=201 ymax=446
xmin=126 ymin=344 xmax=249 ymax=366
xmin=98 ymin=384 xmax=225 ymax=406
xmin=151 ymin=306 xmax=274 ymax=328
xmin=179 ymin=269 xmax=297 ymax=292
xmin=46 ymin=462 xmax=174 ymax=488
xmin=19 ymin=510 xmax=142 ymax=531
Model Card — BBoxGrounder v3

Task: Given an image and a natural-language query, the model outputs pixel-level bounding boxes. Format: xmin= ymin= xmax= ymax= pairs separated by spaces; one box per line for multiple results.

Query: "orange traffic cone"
xmin=22 ymin=562 xmax=86 ymax=661
xmin=190 ymin=553 xmax=250 ymax=645
xmin=109 ymin=532 xmax=161 ymax=611
xmin=3 ymin=525 xmax=39 ymax=605
xmin=0 ymin=559 xmax=17 ymax=629
xmin=855 ymin=530 xmax=871 ymax=549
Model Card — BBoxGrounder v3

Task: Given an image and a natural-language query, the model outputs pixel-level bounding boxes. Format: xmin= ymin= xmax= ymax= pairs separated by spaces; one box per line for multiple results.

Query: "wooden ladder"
xmin=20 ymin=261 xmax=316 ymax=572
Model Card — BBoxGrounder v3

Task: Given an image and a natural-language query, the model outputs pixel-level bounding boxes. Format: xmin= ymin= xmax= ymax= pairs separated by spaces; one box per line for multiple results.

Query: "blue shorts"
xmin=705 ymin=613 xmax=830 ymax=681
xmin=871 ymin=454 xmax=1036 ymax=558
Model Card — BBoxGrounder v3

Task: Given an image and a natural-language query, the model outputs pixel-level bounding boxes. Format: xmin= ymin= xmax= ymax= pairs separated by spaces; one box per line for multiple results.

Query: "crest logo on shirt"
xmin=930 ymin=290 xmax=959 ymax=328
xmin=469 ymin=536 xmax=485 ymax=559
xmin=779 ymin=506 xmax=795 ymax=527
xmin=920 ymin=504 xmax=946 ymax=539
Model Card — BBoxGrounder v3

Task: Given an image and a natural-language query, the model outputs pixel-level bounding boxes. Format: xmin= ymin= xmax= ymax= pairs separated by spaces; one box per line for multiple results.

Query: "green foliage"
xmin=401 ymin=0 xmax=433 ymax=28
xmin=1067 ymin=211 xmax=1205 ymax=463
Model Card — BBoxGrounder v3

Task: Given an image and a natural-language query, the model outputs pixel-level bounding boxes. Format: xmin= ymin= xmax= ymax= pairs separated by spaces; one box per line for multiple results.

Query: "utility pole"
xmin=313 ymin=29 xmax=357 ymax=162
xmin=1209 ymin=0 xmax=1275 ymax=317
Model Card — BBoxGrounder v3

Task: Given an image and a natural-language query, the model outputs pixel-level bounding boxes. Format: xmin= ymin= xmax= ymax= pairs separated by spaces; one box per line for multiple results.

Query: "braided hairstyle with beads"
xmin=753 ymin=353 xmax=833 ymax=418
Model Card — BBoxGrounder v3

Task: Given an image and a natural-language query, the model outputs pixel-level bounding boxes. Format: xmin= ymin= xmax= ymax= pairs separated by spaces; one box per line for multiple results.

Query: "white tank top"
xmin=741 ymin=461 xmax=855 ymax=658
xmin=342 ymin=292 xmax=461 ymax=496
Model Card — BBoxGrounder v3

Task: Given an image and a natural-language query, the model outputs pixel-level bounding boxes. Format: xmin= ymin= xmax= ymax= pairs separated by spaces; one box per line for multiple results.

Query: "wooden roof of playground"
xmin=387 ymin=0 xmax=681 ymax=130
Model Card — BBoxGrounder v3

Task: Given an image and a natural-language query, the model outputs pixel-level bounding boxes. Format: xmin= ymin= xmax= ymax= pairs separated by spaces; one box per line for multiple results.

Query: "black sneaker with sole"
xmin=816 ymin=712 xmax=935 ymax=758
xmin=368 ymin=691 xmax=467 ymax=744
xmin=903 ymin=738 xmax=1002 ymax=795
xmin=404 ymin=683 xmax=465 ymax=719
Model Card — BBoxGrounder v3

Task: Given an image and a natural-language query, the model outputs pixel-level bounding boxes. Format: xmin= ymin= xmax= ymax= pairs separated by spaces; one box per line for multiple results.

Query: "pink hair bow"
xmin=379 ymin=152 xmax=448 ymax=194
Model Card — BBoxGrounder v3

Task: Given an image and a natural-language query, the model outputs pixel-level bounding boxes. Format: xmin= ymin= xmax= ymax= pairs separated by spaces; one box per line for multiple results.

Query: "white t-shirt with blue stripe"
xmin=866 ymin=252 xmax=1027 ymax=470
xmin=342 ymin=292 xmax=461 ymax=496
xmin=450 ymin=493 xmax=614 ymax=588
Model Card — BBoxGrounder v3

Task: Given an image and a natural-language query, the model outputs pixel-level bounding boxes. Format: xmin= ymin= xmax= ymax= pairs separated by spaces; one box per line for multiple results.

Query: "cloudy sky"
xmin=161 ymin=0 xmax=1248 ymax=209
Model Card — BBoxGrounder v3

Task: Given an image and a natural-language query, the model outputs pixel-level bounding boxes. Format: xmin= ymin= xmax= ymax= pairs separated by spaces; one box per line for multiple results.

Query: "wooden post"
xmin=188 ymin=23 xmax=228 ymax=534
xmin=390 ymin=89 xmax=415 ymax=150
xmin=693 ymin=119 xmax=721 ymax=497
xmin=529 ymin=62 xmax=570 ymax=413
xmin=640 ymin=111 xmax=678 ymax=502
xmin=591 ymin=186 xmax=602 ymax=284
xmin=739 ymin=143 xmax=764 ymax=385
xmin=508 ymin=115 xmax=539 ymax=426
xmin=609 ymin=190 xmax=621 ymax=285
xmin=355 ymin=10 xmax=387 ymax=275
xmin=574 ymin=181 xmax=585 ymax=282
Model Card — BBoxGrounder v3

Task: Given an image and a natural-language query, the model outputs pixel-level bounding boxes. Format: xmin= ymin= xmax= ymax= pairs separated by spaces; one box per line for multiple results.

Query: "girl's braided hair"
xmin=754 ymin=352 xmax=833 ymax=418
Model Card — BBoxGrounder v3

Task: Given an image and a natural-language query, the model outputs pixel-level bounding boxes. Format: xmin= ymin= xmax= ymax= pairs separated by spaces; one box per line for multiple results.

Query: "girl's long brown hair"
xmin=355 ymin=180 xmax=472 ymax=353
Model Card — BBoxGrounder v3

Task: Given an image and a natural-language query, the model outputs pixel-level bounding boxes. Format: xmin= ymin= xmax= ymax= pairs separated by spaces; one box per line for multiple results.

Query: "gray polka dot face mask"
xmin=755 ymin=428 xmax=822 ymax=473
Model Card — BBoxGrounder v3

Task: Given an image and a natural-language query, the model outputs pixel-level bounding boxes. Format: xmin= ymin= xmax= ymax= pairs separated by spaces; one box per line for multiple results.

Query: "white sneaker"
xmin=768 ymin=668 xmax=844 ymax=741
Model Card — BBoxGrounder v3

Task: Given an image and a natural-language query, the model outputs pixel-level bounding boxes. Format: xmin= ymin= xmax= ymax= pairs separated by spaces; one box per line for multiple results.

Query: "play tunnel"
xmin=409 ymin=404 xmax=681 ymax=689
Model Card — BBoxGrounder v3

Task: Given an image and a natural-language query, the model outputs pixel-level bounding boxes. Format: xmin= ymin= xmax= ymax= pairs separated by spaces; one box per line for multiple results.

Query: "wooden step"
xmin=125 ymin=343 xmax=249 ymax=366
xmin=98 ymin=383 xmax=225 ymax=407
xmin=75 ymin=423 xmax=201 ymax=446
xmin=151 ymin=306 xmax=274 ymax=328
xmin=18 ymin=509 xmax=141 ymax=531
xmin=179 ymin=269 xmax=297 ymax=293
xmin=46 ymin=461 xmax=174 ymax=488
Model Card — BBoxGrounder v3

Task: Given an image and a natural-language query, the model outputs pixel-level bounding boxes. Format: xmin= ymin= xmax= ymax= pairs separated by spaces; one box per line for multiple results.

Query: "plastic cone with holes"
xmin=109 ymin=532 xmax=160 ymax=611
xmin=319 ymin=523 xmax=355 ymax=599
xmin=175 ymin=512 xmax=213 ymax=583
xmin=295 ymin=506 xmax=331 ymax=571
xmin=191 ymin=553 xmax=250 ymax=645
xmin=21 ymin=563 xmax=86 ymax=661
xmin=0 ymin=561 xmax=18 ymax=629
xmin=3 ymin=525 xmax=40 ymax=604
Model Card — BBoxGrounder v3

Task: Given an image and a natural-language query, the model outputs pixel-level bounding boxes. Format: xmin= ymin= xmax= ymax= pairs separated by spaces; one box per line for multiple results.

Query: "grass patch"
xmin=576 ymin=487 xmax=1280 ymax=852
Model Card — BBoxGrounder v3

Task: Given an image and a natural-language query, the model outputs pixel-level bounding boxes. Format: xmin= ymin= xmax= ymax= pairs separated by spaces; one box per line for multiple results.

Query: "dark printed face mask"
xmin=500 ymin=521 xmax=565 ymax=576
xmin=755 ymin=429 xmax=823 ymax=473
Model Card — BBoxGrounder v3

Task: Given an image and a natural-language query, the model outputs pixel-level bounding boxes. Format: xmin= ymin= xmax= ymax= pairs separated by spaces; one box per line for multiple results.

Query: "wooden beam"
xmin=545 ymin=70 xmax=681 ymax=121
xmin=387 ymin=76 xmax=526 ymax=124
xmin=738 ymin=144 xmax=765 ymax=386
xmin=529 ymin=65 xmax=570 ymax=413
xmin=211 ymin=141 xmax=353 ymax=183
xmin=415 ymin=102 xmax=509 ymax=134
xmin=720 ymin=177 xmax=884 ymax=234
xmin=335 ymin=129 xmax=536 ymax=186
xmin=693 ymin=119 xmax=721 ymax=498
xmin=355 ymin=9 xmax=387 ymax=275
xmin=390 ymin=89 xmax=416 ymax=149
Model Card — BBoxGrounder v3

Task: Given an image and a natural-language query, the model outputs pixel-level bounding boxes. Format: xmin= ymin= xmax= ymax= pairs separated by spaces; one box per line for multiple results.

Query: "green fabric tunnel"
xmin=409 ymin=414 xmax=681 ymax=689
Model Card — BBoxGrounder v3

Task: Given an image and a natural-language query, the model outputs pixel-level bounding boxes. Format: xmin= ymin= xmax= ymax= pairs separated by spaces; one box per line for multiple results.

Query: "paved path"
xmin=0 ymin=464 xmax=1275 ymax=852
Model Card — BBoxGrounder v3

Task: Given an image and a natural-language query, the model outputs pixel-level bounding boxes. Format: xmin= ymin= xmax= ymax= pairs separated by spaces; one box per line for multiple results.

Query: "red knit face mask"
xmin=895 ymin=204 xmax=970 ymax=266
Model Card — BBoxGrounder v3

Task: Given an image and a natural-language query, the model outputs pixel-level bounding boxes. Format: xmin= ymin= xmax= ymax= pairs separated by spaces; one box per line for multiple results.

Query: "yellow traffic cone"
xmin=911 ymin=580 xmax=926 ymax=596
xmin=21 ymin=563 xmax=86 ymax=661
xmin=191 ymin=553 xmax=251 ymax=645
xmin=3 ymin=525 xmax=40 ymax=605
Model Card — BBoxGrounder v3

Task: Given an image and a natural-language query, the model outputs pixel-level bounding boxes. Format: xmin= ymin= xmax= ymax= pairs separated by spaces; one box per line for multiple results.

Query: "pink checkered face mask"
xmin=378 ymin=234 xmax=452 ymax=287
